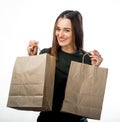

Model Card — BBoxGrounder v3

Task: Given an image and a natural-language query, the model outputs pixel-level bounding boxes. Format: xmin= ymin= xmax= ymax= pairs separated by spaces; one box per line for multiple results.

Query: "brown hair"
xmin=50 ymin=10 xmax=84 ymax=60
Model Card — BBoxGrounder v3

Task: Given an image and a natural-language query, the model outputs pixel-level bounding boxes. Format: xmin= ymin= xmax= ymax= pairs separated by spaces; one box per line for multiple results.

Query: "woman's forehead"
xmin=56 ymin=18 xmax=72 ymax=28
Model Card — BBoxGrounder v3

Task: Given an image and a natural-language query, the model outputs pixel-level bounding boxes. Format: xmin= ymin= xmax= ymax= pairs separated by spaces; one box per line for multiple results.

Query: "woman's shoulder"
xmin=39 ymin=47 xmax=51 ymax=54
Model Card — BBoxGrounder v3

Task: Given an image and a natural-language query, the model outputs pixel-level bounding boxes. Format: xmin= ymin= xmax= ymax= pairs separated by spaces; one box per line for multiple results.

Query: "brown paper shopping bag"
xmin=61 ymin=54 xmax=108 ymax=120
xmin=7 ymin=53 xmax=56 ymax=111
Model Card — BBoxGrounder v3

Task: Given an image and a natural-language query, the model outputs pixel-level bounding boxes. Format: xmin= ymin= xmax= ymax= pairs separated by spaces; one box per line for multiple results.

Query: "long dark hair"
xmin=50 ymin=10 xmax=84 ymax=59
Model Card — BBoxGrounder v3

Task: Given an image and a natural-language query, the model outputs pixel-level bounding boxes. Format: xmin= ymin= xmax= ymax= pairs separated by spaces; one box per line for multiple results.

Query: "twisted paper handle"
xmin=82 ymin=51 xmax=92 ymax=63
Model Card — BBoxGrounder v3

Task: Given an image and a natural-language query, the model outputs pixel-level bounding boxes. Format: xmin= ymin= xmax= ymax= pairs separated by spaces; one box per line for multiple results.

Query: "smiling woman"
xmin=27 ymin=10 xmax=103 ymax=122
xmin=1 ymin=0 xmax=120 ymax=122
xmin=55 ymin=18 xmax=73 ymax=53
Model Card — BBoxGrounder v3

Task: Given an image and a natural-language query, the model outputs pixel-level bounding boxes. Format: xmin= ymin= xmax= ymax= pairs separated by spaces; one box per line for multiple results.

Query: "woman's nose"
xmin=58 ymin=30 xmax=64 ymax=37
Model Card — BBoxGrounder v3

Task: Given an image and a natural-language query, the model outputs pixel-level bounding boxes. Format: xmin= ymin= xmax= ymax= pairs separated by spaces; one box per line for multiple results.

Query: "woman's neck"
xmin=61 ymin=46 xmax=77 ymax=54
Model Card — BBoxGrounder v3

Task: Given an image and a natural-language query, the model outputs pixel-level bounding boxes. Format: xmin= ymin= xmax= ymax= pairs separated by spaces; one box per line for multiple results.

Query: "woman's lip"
xmin=59 ymin=39 xmax=65 ymax=42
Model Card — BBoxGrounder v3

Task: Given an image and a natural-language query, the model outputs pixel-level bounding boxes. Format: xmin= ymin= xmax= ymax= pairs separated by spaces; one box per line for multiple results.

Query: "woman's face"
xmin=55 ymin=18 xmax=74 ymax=50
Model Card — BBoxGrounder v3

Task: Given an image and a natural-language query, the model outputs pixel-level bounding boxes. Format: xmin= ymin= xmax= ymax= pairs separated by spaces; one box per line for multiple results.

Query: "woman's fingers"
xmin=27 ymin=40 xmax=39 ymax=56
xmin=90 ymin=50 xmax=103 ymax=66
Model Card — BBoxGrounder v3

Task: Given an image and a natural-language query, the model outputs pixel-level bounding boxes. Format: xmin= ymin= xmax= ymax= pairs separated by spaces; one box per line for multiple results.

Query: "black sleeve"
xmin=80 ymin=50 xmax=91 ymax=65
xmin=39 ymin=48 xmax=50 ymax=54
xmin=84 ymin=55 xmax=91 ymax=65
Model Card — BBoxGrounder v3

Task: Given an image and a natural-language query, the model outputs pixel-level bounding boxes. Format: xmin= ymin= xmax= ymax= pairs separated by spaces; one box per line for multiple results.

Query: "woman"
xmin=27 ymin=10 xmax=103 ymax=122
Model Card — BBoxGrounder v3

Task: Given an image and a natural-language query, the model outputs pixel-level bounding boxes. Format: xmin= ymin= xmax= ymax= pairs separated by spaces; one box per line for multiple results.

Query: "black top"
xmin=38 ymin=48 xmax=91 ymax=122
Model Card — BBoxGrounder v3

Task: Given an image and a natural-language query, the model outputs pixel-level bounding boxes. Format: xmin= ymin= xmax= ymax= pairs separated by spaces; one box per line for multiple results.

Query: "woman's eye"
xmin=66 ymin=29 xmax=70 ymax=32
xmin=64 ymin=29 xmax=70 ymax=32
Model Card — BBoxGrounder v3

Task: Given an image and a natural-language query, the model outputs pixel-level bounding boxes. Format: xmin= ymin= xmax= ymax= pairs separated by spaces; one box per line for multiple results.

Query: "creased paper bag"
xmin=61 ymin=59 xmax=108 ymax=120
xmin=7 ymin=53 xmax=56 ymax=111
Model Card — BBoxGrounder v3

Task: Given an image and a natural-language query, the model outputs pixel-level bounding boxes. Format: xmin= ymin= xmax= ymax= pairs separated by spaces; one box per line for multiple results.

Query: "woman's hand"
xmin=90 ymin=50 xmax=103 ymax=67
xmin=27 ymin=40 xmax=39 ymax=56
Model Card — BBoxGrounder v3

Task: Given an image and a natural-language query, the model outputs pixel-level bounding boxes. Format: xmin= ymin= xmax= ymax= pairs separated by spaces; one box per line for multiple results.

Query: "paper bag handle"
xmin=38 ymin=46 xmax=41 ymax=52
xmin=82 ymin=52 xmax=91 ymax=63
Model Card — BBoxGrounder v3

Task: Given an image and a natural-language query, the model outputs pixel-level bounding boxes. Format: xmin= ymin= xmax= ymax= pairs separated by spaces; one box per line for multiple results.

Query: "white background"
xmin=0 ymin=0 xmax=120 ymax=122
